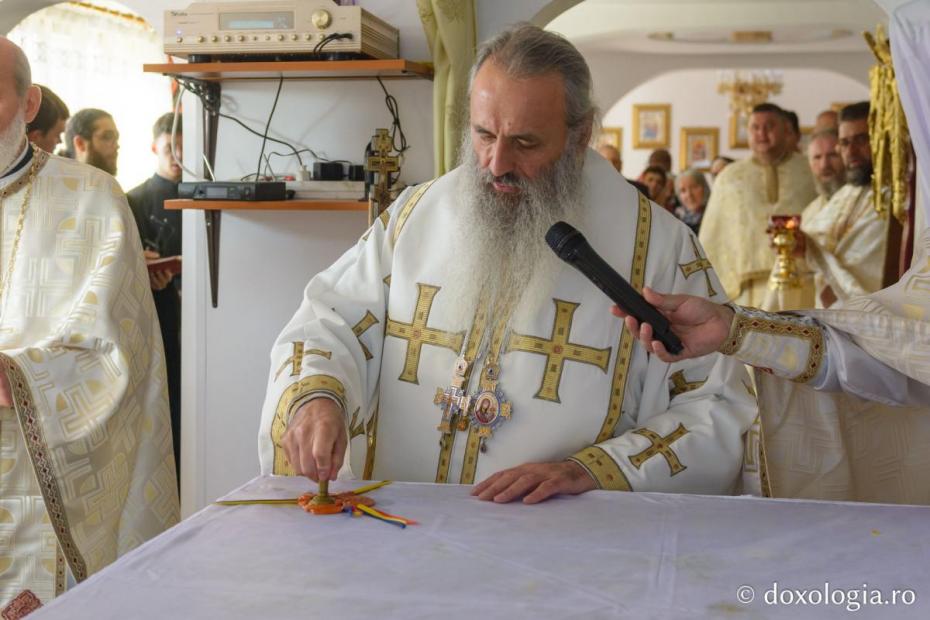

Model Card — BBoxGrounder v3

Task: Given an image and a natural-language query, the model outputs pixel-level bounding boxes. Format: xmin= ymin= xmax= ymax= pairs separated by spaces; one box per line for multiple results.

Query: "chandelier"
xmin=717 ymin=70 xmax=783 ymax=116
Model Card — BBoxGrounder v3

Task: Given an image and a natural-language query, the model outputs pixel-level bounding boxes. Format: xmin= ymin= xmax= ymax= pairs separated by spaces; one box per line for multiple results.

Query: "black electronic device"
xmin=347 ymin=164 xmax=366 ymax=181
xmin=178 ymin=181 xmax=287 ymax=201
xmin=546 ymin=222 xmax=684 ymax=355
xmin=313 ymin=162 xmax=345 ymax=180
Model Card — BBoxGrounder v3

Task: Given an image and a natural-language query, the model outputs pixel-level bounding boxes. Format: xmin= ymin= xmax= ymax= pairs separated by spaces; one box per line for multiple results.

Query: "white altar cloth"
xmin=34 ymin=476 xmax=929 ymax=619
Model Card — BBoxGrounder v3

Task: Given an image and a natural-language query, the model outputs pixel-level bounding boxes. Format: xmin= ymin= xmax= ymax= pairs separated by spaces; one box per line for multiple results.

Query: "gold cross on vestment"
xmin=668 ymin=370 xmax=707 ymax=398
xmin=348 ymin=408 xmax=365 ymax=439
xmin=679 ymin=236 xmax=717 ymax=297
xmin=274 ymin=343 xmax=332 ymax=380
xmin=629 ymin=423 xmax=689 ymax=475
xmin=386 ymin=283 xmax=465 ymax=384
xmin=353 ymin=311 xmax=380 ymax=361
xmin=506 ymin=299 xmax=611 ymax=402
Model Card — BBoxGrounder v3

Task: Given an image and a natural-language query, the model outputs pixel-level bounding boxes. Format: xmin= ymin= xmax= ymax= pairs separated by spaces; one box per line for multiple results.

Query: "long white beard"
xmin=442 ymin=133 xmax=587 ymax=332
xmin=0 ymin=108 xmax=26 ymax=174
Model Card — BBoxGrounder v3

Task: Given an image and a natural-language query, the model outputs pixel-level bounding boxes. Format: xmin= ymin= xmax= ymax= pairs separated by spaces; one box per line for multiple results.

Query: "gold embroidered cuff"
xmin=569 ymin=446 xmax=632 ymax=492
xmin=719 ymin=307 xmax=825 ymax=383
xmin=718 ymin=304 xmax=745 ymax=355
xmin=283 ymin=375 xmax=348 ymax=428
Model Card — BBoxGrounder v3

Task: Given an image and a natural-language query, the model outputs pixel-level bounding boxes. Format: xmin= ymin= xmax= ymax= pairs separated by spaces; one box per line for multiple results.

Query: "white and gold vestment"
xmin=700 ymin=153 xmax=817 ymax=306
xmin=726 ymin=229 xmax=930 ymax=503
xmin=802 ymin=184 xmax=887 ymax=305
xmin=0 ymin=147 xmax=179 ymax=607
xmin=259 ymin=152 xmax=757 ymax=496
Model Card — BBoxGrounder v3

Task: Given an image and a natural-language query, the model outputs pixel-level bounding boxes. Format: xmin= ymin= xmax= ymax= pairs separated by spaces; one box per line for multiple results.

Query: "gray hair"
xmin=470 ymin=23 xmax=596 ymax=130
xmin=676 ymin=169 xmax=711 ymax=206
xmin=808 ymin=128 xmax=838 ymax=145
xmin=9 ymin=40 xmax=31 ymax=98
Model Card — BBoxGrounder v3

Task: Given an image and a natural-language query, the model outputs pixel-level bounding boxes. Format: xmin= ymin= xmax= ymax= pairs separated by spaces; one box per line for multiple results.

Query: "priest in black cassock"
xmin=127 ymin=112 xmax=183 ymax=482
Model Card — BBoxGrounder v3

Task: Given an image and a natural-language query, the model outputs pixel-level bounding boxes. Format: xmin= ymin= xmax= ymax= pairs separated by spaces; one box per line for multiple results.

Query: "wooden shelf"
xmin=165 ymin=199 xmax=368 ymax=212
xmin=143 ymin=59 xmax=432 ymax=81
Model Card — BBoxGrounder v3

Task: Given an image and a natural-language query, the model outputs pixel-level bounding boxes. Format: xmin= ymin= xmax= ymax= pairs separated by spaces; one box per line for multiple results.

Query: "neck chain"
xmin=0 ymin=145 xmax=40 ymax=306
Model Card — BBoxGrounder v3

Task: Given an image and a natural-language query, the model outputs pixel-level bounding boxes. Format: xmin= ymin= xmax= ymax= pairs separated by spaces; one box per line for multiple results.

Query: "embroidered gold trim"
xmin=364 ymin=404 xmax=379 ymax=480
xmin=435 ymin=299 xmax=489 ymax=484
xmin=629 ymin=424 xmax=689 ymax=476
xmin=386 ymin=283 xmax=465 ymax=384
xmin=0 ymin=353 xmax=88 ymax=582
xmin=271 ymin=374 xmax=348 ymax=475
xmin=757 ymin=411 xmax=774 ymax=498
xmin=718 ymin=311 xmax=825 ymax=383
xmin=391 ymin=179 xmax=436 ymax=246
xmin=0 ymin=149 xmax=48 ymax=200
xmin=348 ymin=407 xmax=364 ymax=439
xmin=669 ymin=369 xmax=707 ymax=399
xmin=596 ymin=193 xmax=651 ymax=443
xmin=569 ymin=446 xmax=632 ymax=491
xmin=352 ymin=311 xmax=380 ymax=361
xmin=274 ymin=344 xmax=333 ymax=380
xmin=506 ymin=299 xmax=611 ymax=403
xmin=678 ymin=236 xmax=717 ymax=297
xmin=459 ymin=296 xmax=514 ymax=485
xmin=56 ymin=544 xmax=66 ymax=595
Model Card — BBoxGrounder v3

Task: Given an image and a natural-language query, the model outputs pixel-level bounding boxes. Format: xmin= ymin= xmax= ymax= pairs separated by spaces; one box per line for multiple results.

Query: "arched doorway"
xmin=6 ymin=1 xmax=172 ymax=190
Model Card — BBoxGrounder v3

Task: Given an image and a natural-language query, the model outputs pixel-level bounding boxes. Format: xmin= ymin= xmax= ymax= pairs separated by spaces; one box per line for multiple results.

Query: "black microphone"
xmin=546 ymin=222 xmax=684 ymax=355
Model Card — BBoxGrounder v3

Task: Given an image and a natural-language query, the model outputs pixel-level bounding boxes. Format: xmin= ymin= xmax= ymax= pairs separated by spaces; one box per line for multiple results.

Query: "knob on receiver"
xmin=311 ymin=9 xmax=332 ymax=29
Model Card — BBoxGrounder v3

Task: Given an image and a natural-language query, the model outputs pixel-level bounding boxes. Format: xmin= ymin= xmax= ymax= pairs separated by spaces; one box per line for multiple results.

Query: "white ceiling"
xmin=546 ymin=0 xmax=889 ymax=54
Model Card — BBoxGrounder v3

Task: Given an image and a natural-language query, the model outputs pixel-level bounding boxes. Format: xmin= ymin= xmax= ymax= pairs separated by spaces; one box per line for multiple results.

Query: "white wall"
xmin=601 ymin=67 xmax=870 ymax=177
xmin=176 ymin=1 xmax=433 ymax=515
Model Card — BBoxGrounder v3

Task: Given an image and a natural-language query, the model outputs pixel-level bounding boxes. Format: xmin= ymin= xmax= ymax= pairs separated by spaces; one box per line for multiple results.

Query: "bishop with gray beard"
xmin=446 ymin=126 xmax=587 ymax=330
xmin=262 ymin=23 xmax=758 ymax=508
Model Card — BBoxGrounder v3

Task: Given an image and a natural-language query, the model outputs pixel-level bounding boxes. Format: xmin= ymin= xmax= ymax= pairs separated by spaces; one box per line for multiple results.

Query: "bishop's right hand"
xmin=281 ymin=398 xmax=347 ymax=482
xmin=611 ymin=286 xmax=735 ymax=363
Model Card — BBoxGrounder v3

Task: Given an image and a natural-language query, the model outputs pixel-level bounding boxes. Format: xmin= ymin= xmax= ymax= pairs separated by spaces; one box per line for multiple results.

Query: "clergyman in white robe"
xmin=259 ymin=152 xmax=758 ymax=496
xmin=0 ymin=144 xmax=179 ymax=608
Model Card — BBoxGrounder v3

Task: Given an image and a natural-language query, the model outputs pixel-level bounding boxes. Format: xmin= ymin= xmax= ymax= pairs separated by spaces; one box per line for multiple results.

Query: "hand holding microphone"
xmin=609 ymin=287 xmax=735 ymax=363
xmin=547 ymin=222 xmax=729 ymax=360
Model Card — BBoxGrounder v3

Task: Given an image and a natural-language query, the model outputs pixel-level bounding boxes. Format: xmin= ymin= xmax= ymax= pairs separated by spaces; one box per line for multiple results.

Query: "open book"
xmin=146 ymin=255 xmax=182 ymax=277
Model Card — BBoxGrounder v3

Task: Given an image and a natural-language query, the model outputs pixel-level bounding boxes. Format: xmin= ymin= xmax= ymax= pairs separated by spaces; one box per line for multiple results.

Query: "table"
xmin=35 ymin=476 xmax=930 ymax=619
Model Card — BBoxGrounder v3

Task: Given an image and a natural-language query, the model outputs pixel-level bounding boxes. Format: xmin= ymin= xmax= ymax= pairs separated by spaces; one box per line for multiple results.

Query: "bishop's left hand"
xmin=472 ymin=460 xmax=596 ymax=504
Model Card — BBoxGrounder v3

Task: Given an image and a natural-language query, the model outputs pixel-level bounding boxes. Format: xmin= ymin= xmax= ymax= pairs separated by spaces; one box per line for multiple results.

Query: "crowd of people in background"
xmin=596 ymin=102 xmax=848 ymax=241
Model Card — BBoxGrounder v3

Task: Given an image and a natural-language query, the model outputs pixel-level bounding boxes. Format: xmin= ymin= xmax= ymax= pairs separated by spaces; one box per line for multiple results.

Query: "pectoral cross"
xmin=506 ymin=299 xmax=611 ymax=402
xmin=679 ymin=236 xmax=717 ymax=297
xmin=434 ymin=357 xmax=471 ymax=434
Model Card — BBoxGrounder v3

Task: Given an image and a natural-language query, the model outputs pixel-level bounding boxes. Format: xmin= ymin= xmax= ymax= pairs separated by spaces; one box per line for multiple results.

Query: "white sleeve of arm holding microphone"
xmin=570 ymin=228 xmax=759 ymax=495
xmin=722 ymin=305 xmax=930 ymax=408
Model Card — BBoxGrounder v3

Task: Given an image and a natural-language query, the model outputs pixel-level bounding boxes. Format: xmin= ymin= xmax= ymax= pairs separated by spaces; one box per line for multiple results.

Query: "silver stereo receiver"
xmin=164 ymin=1 xmax=399 ymax=60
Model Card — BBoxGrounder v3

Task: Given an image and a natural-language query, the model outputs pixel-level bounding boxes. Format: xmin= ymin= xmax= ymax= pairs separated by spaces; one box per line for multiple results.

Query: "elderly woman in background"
xmin=674 ymin=168 xmax=711 ymax=234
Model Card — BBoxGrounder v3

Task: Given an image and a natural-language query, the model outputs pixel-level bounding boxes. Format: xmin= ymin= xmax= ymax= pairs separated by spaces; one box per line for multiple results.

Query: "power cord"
xmin=314 ymin=32 xmax=353 ymax=55
xmin=255 ymin=76 xmax=284 ymax=179
xmin=376 ymin=76 xmax=409 ymax=154
xmin=176 ymin=76 xmax=304 ymax=167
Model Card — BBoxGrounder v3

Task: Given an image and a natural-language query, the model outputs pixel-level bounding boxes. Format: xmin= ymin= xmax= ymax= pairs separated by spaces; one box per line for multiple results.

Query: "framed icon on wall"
xmin=633 ymin=104 xmax=671 ymax=149
xmin=680 ymin=127 xmax=719 ymax=171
